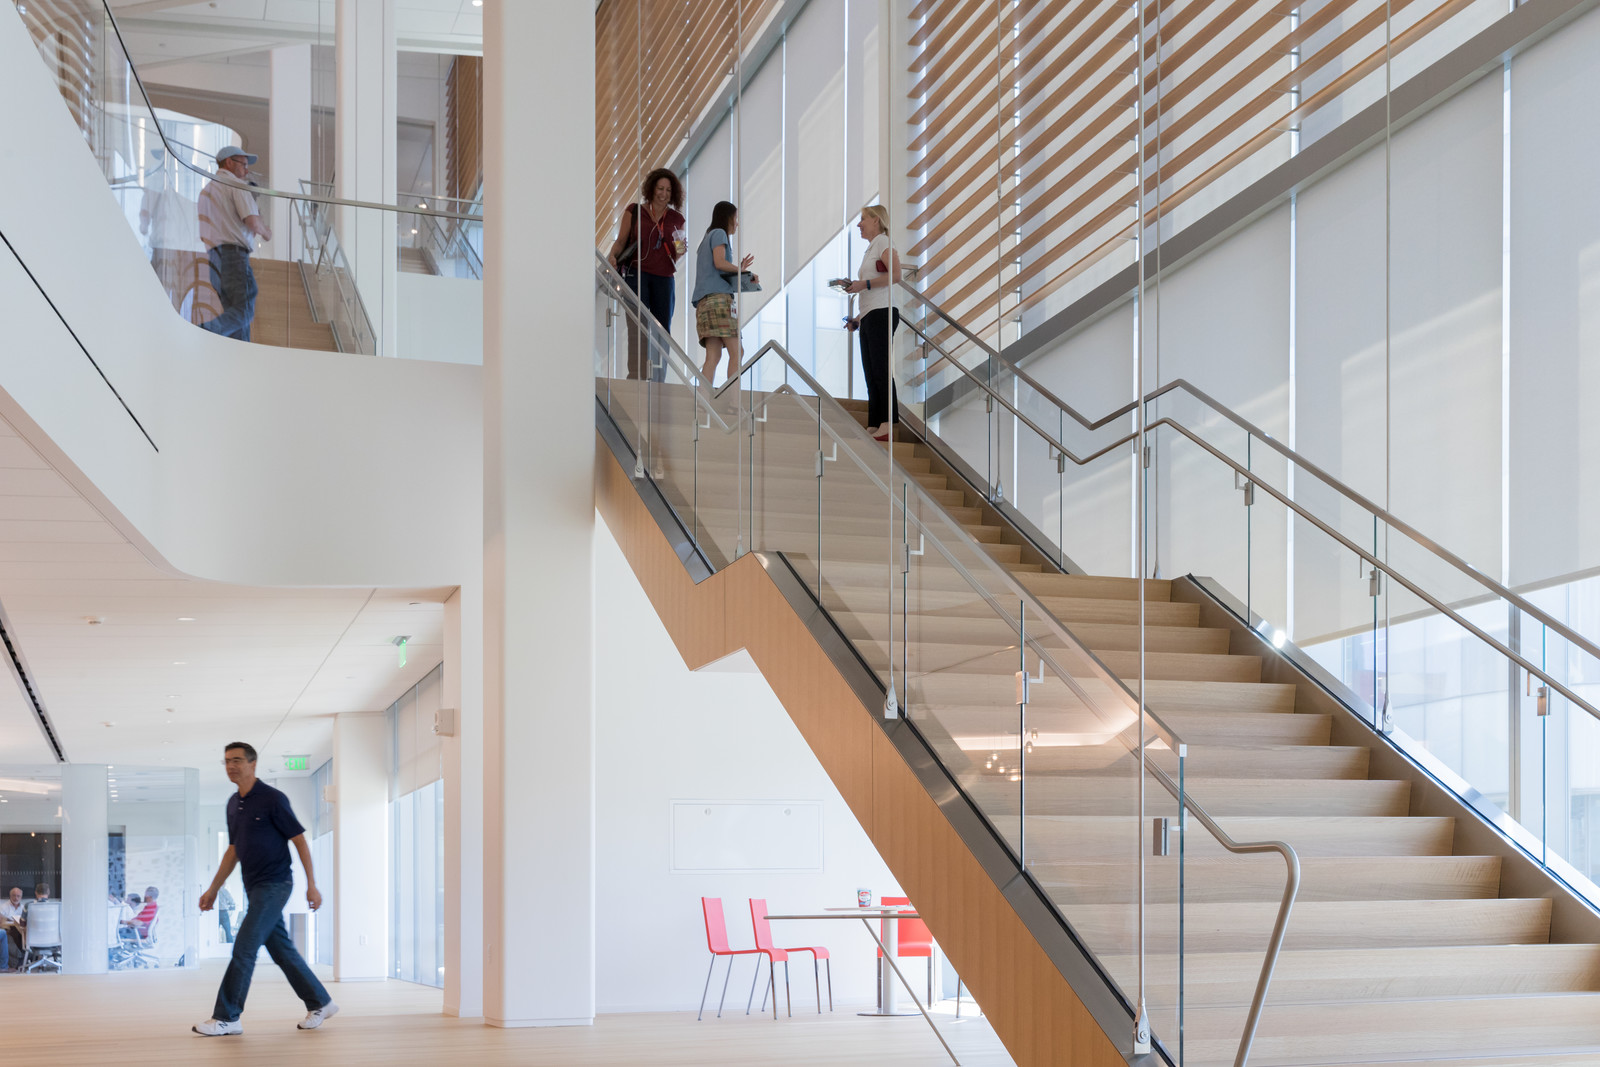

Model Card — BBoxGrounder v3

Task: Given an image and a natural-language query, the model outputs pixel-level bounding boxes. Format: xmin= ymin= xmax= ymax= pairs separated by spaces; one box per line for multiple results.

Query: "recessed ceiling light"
xmin=178 ymin=617 xmax=196 ymax=622
xmin=173 ymin=661 xmax=186 ymax=665
xmin=417 ymin=202 xmax=427 ymax=209
xmin=472 ymin=0 xmax=482 ymax=6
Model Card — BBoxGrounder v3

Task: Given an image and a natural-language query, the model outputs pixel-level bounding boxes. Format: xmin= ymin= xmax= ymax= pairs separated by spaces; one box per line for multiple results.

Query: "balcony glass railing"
xmin=10 ymin=0 xmax=480 ymax=355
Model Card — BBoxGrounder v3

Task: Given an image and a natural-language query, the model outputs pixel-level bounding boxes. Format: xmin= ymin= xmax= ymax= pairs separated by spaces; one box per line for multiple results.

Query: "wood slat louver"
xmin=446 ymin=56 xmax=483 ymax=203
xmin=902 ymin=0 xmax=1507 ymax=350
xmin=594 ymin=0 xmax=784 ymax=248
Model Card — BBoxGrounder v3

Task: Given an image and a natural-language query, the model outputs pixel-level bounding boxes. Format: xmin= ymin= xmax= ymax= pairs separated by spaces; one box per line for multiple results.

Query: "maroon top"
xmin=625 ymin=204 xmax=685 ymax=277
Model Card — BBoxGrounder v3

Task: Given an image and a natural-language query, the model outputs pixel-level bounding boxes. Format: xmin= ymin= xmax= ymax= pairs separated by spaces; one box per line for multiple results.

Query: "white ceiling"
xmin=0 ymin=409 xmax=450 ymax=802
xmin=109 ymin=0 xmax=484 ymax=68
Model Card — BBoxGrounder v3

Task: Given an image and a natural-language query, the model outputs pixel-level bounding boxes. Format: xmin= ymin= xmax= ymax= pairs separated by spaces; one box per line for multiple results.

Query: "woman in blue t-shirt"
xmin=690 ymin=201 xmax=757 ymax=387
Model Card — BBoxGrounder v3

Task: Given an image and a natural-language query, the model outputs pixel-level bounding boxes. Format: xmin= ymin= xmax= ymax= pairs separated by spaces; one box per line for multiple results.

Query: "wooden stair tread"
xmin=1024 ymin=814 xmax=1456 ymax=857
xmin=1032 ymin=854 xmax=1499 ymax=903
xmin=1061 ymin=897 xmax=1553 ymax=952
xmin=965 ymin=772 xmax=1394 ymax=816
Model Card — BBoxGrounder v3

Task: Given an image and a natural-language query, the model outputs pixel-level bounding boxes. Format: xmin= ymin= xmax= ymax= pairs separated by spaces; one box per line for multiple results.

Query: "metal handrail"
xmin=307 ymin=179 xmax=487 ymax=221
xmin=1148 ymin=759 xmax=1300 ymax=1067
xmin=90 ymin=1 xmax=480 ymax=224
xmin=898 ymin=283 xmax=1600 ymax=717
xmin=707 ymin=333 xmax=1206 ymax=761
xmin=400 ymin=188 xmax=483 ymax=213
xmin=593 ymin=255 xmax=733 ymax=434
xmin=1152 ymin=416 xmax=1600 ymax=724
xmin=770 ymin=380 xmax=1180 ymax=752
xmin=291 ymin=197 xmax=377 ymax=354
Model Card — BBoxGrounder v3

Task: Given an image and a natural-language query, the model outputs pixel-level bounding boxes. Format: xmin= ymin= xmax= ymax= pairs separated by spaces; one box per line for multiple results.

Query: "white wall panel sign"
xmin=669 ymin=799 xmax=823 ymax=873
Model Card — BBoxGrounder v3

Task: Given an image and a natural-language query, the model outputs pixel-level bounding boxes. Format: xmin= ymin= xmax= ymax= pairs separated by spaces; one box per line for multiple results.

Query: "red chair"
xmin=878 ymin=895 xmax=954 ymax=1008
xmin=748 ymin=898 xmax=831 ymax=1017
xmin=698 ymin=897 xmax=762 ymax=1021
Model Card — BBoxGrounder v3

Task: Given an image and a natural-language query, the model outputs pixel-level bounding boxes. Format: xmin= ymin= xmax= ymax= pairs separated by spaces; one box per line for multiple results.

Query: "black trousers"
xmin=860 ymin=307 xmax=901 ymax=428
xmin=625 ymin=269 xmax=676 ymax=381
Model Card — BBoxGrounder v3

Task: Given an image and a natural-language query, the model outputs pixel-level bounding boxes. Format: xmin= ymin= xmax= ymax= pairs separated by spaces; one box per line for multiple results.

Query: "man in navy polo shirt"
xmin=193 ymin=742 xmax=338 ymax=1037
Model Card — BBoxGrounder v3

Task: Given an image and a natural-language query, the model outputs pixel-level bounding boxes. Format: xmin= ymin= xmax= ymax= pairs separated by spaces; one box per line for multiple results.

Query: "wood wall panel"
xmin=446 ymin=55 xmax=482 ymax=202
xmin=595 ymin=434 xmax=1128 ymax=1067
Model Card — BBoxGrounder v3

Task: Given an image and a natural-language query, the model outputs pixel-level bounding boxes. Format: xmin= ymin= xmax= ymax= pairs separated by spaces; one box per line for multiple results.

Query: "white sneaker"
xmin=298 ymin=1002 xmax=339 ymax=1030
xmin=192 ymin=1018 xmax=242 ymax=1037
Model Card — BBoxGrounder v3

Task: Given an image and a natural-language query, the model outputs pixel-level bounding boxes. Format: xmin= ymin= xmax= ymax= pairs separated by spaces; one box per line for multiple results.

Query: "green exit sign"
xmin=282 ymin=755 xmax=309 ymax=772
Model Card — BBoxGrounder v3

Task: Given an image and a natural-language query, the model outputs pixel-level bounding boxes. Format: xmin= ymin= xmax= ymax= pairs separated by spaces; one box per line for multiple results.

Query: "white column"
xmin=335 ymin=0 xmax=398 ymax=355
xmin=331 ymin=712 xmax=388 ymax=981
xmin=268 ymin=44 xmax=312 ymax=262
xmin=60 ymin=764 xmax=108 ymax=975
xmin=482 ymin=0 xmax=596 ymax=1028
xmin=443 ymin=582 xmax=484 ymax=1018
xmin=181 ymin=766 xmax=201 ymax=968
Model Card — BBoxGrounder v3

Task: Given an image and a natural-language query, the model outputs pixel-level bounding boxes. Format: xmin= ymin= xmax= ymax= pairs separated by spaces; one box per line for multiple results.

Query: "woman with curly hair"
xmin=607 ymin=167 xmax=686 ymax=380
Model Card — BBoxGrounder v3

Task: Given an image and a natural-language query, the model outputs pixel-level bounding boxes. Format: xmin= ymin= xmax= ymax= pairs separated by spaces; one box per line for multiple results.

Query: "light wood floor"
xmin=4 ymin=961 xmax=1017 ymax=1066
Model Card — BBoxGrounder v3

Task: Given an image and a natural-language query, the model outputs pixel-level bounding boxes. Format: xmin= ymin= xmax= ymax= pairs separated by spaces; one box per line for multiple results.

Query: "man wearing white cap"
xmin=197 ymin=146 xmax=271 ymax=341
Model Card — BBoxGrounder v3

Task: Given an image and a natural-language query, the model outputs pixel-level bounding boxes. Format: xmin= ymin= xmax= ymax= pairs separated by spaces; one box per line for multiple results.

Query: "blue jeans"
xmin=201 ymin=244 xmax=258 ymax=342
xmin=212 ymin=881 xmax=328 ymax=1022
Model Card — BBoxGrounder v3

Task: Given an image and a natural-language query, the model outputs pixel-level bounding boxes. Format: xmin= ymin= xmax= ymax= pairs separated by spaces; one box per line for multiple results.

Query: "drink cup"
xmin=857 ymin=888 xmax=873 ymax=908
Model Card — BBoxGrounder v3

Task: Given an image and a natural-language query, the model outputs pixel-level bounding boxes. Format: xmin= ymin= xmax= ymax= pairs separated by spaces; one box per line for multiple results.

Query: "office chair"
xmin=23 ymin=902 xmax=62 ymax=973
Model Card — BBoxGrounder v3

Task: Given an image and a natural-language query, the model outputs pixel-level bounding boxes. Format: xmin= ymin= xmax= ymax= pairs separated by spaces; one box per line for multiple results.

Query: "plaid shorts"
xmin=695 ymin=292 xmax=738 ymax=346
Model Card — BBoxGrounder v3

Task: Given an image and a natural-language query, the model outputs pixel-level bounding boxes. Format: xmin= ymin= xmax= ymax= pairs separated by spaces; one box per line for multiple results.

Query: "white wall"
xmin=593 ymin=518 xmax=903 ymax=1012
xmin=397 ymin=274 xmax=482 ymax=363
xmin=332 ymin=712 xmax=388 ymax=980
xmin=265 ymin=775 xmax=317 ymax=916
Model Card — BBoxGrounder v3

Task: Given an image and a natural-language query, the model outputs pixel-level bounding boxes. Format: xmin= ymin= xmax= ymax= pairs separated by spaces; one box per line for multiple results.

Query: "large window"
xmin=387 ymin=664 xmax=444 ymax=988
xmin=310 ymin=758 xmax=334 ymax=967
xmin=1307 ymin=571 xmax=1600 ymax=891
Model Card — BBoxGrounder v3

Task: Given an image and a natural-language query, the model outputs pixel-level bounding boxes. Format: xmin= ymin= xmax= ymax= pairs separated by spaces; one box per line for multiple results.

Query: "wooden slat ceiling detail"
xmin=594 ymin=0 xmax=783 ymax=248
xmin=18 ymin=0 xmax=103 ymax=141
xmin=906 ymin=0 xmax=1492 ymax=351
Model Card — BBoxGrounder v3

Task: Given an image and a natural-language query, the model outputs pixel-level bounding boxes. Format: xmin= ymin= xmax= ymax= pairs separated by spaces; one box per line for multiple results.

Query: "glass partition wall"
xmin=0 ymin=764 xmax=199 ymax=974
xmin=597 ymin=0 xmax=1600 ymax=1062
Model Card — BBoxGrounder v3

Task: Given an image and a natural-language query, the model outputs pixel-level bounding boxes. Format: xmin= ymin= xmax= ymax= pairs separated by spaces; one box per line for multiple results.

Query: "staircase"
xmin=399 ymin=245 xmax=433 ymax=274
xmin=247 ymin=258 xmax=336 ymax=351
xmin=597 ymin=369 xmax=1600 ymax=1065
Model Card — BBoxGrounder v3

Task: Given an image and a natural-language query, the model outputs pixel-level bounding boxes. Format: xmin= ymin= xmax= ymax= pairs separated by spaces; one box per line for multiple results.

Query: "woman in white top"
xmin=843 ymin=206 xmax=903 ymax=439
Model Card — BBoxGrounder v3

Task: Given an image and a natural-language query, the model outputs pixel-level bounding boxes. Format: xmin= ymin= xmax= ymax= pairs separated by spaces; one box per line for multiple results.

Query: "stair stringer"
xmin=596 ymin=433 xmax=1142 ymax=1067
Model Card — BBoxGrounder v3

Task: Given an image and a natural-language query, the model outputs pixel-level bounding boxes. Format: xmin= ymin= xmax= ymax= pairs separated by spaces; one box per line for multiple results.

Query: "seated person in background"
xmin=0 ymin=887 xmax=23 ymax=925
xmin=0 ymin=888 xmax=23 ymax=970
xmin=121 ymin=887 xmax=158 ymax=936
